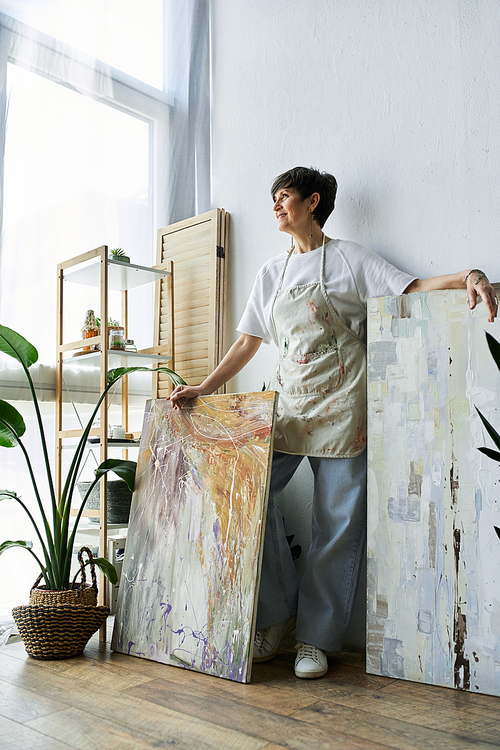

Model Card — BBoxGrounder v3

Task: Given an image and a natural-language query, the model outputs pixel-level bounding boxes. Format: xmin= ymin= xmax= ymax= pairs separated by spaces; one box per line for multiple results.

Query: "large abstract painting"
xmin=367 ymin=287 xmax=500 ymax=696
xmin=112 ymin=391 xmax=277 ymax=683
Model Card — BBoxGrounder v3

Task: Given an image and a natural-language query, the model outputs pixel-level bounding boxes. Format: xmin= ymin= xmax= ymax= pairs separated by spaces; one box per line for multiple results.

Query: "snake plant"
xmin=0 ymin=324 xmax=185 ymax=590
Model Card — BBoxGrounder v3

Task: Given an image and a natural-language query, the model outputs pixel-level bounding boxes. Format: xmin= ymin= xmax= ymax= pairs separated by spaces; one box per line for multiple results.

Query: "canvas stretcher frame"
xmin=112 ymin=391 xmax=278 ymax=683
xmin=366 ymin=286 xmax=500 ymax=697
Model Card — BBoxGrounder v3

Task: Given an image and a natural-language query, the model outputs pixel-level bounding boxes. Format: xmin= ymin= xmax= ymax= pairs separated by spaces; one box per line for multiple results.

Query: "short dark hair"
xmin=271 ymin=167 xmax=337 ymax=228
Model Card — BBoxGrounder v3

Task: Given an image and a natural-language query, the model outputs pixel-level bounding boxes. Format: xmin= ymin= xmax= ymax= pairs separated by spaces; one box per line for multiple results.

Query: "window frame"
xmin=0 ymin=10 xmax=173 ymax=266
xmin=0 ymin=10 xmax=173 ymax=399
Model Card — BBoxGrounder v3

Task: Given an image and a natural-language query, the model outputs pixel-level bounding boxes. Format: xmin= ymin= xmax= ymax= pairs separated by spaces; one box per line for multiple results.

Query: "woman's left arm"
xmin=404 ymin=270 xmax=498 ymax=323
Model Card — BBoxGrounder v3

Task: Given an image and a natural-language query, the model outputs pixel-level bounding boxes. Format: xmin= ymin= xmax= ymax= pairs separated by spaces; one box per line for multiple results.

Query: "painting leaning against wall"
xmin=366 ymin=286 xmax=500 ymax=697
xmin=111 ymin=391 xmax=277 ymax=683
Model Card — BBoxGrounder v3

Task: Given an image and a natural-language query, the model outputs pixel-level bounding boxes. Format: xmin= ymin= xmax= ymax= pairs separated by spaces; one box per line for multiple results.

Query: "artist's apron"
xmin=268 ymin=236 xmax=367 ymax=458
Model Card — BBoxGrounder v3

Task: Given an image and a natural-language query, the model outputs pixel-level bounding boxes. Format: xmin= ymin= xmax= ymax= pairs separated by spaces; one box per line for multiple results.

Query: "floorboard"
xmin=1 ymin=623 xmax=500 ymax=750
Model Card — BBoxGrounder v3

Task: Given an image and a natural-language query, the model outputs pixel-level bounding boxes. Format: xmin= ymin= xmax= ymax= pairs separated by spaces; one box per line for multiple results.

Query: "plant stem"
xmin=63 ymin=475 xmax=101 ymax=587
xmin=23 ymin=546 xmax=51 ymax=588
xmin=58 ymin=389 xmax=110 ymax=570
xmin=7 ymin=487 xmax=56 ymax=589
xmin=24 ymin=368 xmax=57 ymax=510
xmin=11 ymin=427 xmax=59 ymax=586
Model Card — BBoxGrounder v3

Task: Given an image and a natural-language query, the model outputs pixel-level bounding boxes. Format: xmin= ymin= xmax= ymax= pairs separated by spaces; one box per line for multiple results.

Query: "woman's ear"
xmin=310 ymin=192 xmax=320 ymax=211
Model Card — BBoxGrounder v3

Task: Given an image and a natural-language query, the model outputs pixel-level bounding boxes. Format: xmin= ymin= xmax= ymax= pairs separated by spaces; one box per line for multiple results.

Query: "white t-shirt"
xmin=237 ymin=239 xmax=416 ymax=345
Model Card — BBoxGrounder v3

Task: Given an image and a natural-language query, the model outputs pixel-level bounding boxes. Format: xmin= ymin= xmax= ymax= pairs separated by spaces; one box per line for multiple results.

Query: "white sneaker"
xmin=253 ymin=616 xmax=296 ymax=662
xmin=294 ymin=642 xmax=328 ymax=679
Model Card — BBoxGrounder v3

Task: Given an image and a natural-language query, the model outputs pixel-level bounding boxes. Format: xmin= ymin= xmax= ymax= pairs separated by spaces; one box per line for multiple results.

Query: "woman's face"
xmin=273 ymin=186 xmax=311 ymax=234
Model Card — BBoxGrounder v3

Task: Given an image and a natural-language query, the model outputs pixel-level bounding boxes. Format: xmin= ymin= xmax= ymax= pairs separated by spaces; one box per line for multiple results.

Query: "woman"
xmin=170 ymin=167 xmax=498 ymax=679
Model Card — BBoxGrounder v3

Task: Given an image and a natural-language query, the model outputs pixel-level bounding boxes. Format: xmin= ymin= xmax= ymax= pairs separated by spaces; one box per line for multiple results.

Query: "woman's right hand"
xmin=169 ymin=383 xmax=207 ymax=409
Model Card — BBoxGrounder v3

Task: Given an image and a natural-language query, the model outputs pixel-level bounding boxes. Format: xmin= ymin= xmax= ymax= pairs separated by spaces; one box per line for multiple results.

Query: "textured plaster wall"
xmin=210 ymin=0 xmax=500 ymax=646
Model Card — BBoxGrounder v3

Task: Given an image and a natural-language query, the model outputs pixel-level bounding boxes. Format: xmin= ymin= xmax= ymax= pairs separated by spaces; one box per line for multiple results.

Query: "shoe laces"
xmin=254 ymin=628 xmax=267 ymax=650
xmin=296 ymin=642 xmax=322 ymax=663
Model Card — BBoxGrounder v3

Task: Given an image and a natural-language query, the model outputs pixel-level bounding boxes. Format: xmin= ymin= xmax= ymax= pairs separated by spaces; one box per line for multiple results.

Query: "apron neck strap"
xmin=320 ymin=232 xmax=326 ymax=283
xmin=277 ymin=232 xmax=326 ymax=294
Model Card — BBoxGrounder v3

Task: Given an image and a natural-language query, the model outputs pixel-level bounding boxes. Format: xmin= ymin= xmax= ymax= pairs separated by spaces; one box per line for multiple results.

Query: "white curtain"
xmin=0 ymin=0 xmax=210 ymax=616
xmin=0 ymin=0 xmax=210 ymax=373
xmin=165 ymin=0 xmax=211 ymax=224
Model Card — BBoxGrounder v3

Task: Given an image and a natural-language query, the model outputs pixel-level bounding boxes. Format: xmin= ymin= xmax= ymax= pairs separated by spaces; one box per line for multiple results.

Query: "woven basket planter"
xmin=29 ymin=583 xmax=97 ymax=607
xmin=12 ymin=604 xmax=109 ymax=660
xmin=77 ymin=479 xmax=132 ymax=524
xmin=12 ymin=547 xmax=109 ymax=660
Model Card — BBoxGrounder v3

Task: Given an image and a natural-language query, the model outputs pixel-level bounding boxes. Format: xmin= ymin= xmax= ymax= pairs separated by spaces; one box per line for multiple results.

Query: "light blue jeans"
xmin=256 ymin=450 xmax=367 ymax=653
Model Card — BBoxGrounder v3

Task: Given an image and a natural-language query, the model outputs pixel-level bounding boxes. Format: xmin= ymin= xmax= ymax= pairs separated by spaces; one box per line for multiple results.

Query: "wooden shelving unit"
xmin=55 ymin=245 xmax=173 ymax=606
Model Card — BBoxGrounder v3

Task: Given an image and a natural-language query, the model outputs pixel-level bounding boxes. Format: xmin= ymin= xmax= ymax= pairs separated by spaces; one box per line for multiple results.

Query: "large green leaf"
xmin=94 ymin=459 xmax=137 ymax=492
xmin=477 ymin=408 xmax=500 ymax=452
xmin=0 ymin=539 xmax=32 ymax=555
xmin=0 ymin=325 xmax=38 ymax=369
xmin=0 ymin=489 xmax=19 ymax=501
xmin=478 ymin=447 xmax=500 ymax=463
xmin=107 ymin=366 xmax=186 ymax=388
xmin=486 ymin=332 xmax=500 ymax=373
xmin=0 ymin=400 xmax=26 ymax=447
xmin=93 ymin=556 xmax=119 ymax=584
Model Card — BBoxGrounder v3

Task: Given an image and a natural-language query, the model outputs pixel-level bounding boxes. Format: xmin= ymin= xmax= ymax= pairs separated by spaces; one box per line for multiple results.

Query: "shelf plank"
xmin=63 ymin=259 xmax=171 ymax=291
xmin=62 ymin=350 xmax=172 ymax=366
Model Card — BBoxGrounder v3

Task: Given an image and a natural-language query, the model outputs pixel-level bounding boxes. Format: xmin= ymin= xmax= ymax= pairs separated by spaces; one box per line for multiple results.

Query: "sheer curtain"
xmin=165 ymin=0 xmax=210 ymax=224
xmin=0 ymin=0 xmax=210 ymax=617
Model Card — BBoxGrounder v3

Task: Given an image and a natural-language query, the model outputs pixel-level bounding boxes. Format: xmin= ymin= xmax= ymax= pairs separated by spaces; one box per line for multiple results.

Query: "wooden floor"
xmin=1 ymin=622 xmax=500 ymax=750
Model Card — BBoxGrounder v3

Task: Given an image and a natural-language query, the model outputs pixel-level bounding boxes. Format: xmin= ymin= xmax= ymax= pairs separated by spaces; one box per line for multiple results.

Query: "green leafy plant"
xmin=95 ymin=317 xmax=120 ymax=329
xmin=476 ymin=332 xmax=500 ymax=541
xmin=109 ymin=248 xmax=130 ymax=262
xmin=0 ymin=325 xmax=186 ymax=591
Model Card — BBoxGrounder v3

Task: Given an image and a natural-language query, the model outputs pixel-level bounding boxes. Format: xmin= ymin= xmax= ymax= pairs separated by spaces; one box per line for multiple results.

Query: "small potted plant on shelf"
xmin=109 ymin=247 xmax=130 ymax=263
xmin=0 ymin=324 xmax=185 ymax=659
xmin=81 ymin=309 xmax=100 ymax=352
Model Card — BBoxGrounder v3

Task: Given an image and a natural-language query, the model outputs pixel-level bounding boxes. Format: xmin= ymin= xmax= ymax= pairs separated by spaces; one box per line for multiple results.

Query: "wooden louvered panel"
xmin=153 ymin=209 xmax=229 ymax=396
xmin=166 ymin=310 xmax=210 ymax=327
xmin=175 ymin=337 xmax=209 ymax=355
xmin=175 ymin=342 xmax=210 ymax=361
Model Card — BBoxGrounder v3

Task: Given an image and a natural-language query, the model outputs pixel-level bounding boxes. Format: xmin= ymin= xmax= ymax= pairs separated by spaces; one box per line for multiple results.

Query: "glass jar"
xmin=109 ymin=328 xmax=125 ymax=350
xmin=124 ymin=339 xmax=137 ymax=352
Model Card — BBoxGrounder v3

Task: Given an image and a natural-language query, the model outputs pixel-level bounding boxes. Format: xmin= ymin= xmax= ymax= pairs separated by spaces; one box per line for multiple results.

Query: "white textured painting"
xmin=112 ymin=392 xmax=277 ymax=683
xmin=367 ymin=287 xmax=500 ymax=696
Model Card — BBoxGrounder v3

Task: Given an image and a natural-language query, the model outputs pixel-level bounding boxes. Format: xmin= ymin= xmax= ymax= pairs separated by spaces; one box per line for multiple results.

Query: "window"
xmin=0 ymin=1 xmax=210 ymax=615
xmin=0 ymin=7 xmax=173 ymax=367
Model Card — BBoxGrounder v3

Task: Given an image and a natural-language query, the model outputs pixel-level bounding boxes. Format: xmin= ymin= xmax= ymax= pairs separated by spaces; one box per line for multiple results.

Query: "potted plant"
xmin=81 ymin=309 xmax=100 ymax=352
xmin=109 ymin=247 xmax=130 ymax=263
xmin=476 ymin=332 xmax=500 ymax=540
xmin=0 ymin=324 xmax=185 ymax=658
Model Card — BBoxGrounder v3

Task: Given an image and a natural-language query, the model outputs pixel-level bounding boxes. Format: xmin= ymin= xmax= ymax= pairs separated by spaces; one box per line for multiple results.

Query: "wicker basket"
xmin=12 ymin=547 xmax=109 ymax=660
xmin=77 ymin=479 xmax=132 ymax=524
xmin=12 ymin=604 xmax=109 ymax=660
xmin=30 ymin=547 xmax=98 ymax=606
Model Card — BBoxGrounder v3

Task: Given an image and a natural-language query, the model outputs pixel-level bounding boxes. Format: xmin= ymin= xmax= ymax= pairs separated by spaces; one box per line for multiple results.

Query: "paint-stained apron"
xmin=268 ymin=235 xmax=367 ymax=458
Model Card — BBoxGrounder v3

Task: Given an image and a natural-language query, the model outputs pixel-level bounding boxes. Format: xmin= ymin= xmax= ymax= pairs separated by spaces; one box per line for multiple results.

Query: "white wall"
xmin=210 ymin=0 xmax=500 ymax=646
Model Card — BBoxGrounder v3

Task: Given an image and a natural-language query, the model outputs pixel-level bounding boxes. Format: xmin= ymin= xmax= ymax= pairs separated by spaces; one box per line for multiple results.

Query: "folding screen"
xmin=367 ymin=286 xmax=500 ymax=696
xmin=153 ymin=209 xmax=229 ymax=398
xmin=112 ymin=391 xmax=277 ymax=683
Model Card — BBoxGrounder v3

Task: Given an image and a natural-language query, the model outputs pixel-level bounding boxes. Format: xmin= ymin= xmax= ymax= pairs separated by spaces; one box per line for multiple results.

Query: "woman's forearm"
xmin=405 ymin=269 xmax=498 ymax=322
xmin=198 ymin=333 xmax=263 ymax=394
xmin=405 ymin=270 xmax=472 ymax=293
